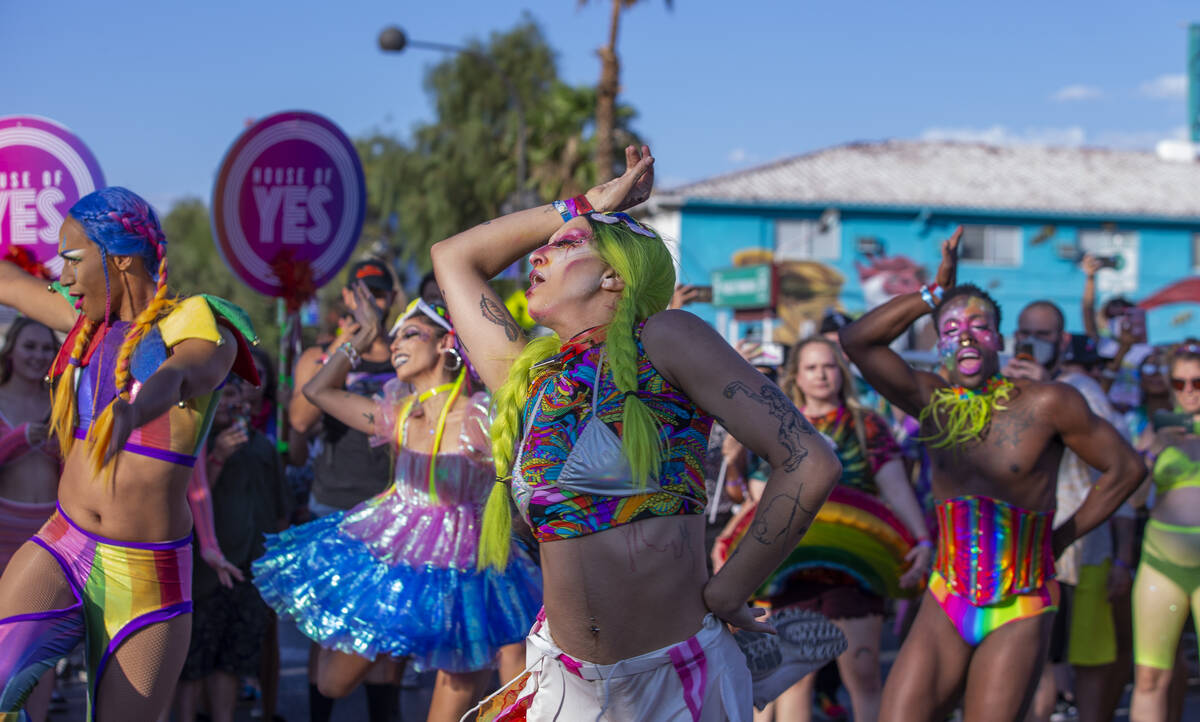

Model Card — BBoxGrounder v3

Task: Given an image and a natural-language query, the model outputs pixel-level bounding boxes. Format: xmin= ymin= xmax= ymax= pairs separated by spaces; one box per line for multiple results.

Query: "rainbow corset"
xmin=934 ymin=495 xmax=1054 ymax=606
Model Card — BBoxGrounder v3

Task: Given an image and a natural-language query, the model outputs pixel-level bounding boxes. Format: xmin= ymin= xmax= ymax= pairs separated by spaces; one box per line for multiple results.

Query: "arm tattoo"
xmin=751 ymin=490 xmax=816 ymax=546
xmin=362 ymin=412 xmax=375 ymax=425
xmin=723 ymin=381 xmax=815 ymax=471
xmin=480 ymin=294 xmax=520 ymax=342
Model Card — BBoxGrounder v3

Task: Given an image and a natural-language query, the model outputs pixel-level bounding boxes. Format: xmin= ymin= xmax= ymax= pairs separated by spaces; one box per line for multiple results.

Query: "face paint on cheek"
xmin=937 ymin=337 xmax=958 ymax=371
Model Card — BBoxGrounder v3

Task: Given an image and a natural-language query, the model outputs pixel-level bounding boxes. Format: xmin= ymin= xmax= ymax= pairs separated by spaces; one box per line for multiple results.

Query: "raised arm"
xmin=300 ymin=282 xmax=387 ymax=437
xmin=431 ymin=145 xmax=656 ymax=391
xmin=839 ymin=229 xmax=962 ymax=417
xmin=289 ymin=347 xmax=330 ymax=434
xmin=643 ymin=310 xmax=842 ymax=631
xmin=0 ymin=262 xmax=78 ymax=333
xmin=1081 ymin=254 xmax=1100 ymax=341
xmin=1049 ymin=383 xmax=1146 ymax=556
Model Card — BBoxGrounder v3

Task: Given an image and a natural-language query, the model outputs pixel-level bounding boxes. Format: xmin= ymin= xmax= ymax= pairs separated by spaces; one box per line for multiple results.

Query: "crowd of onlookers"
xmin=1 ymin=250 xmax=1198 ymax=722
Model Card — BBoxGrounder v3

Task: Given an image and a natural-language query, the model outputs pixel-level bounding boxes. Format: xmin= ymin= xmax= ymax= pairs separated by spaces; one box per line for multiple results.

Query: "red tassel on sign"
xmin=5 ymin=247 xmax=50 ymax=280
xmin=269 ymin=252 xmax=316 ymax=313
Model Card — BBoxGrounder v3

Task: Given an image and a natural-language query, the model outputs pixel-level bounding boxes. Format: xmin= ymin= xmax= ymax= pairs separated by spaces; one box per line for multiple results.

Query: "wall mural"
xmin=726 ymin=246 xmax=933 ymax=350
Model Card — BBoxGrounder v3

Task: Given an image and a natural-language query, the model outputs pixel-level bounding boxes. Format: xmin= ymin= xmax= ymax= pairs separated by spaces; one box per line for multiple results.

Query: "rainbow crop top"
xmin=510 ymin=324 xmax=713 ymax=542
xmin=1153 ymin=446 xmax=1200 ymax=497
xmin=53 ymin=295 xmax=259 ymax=468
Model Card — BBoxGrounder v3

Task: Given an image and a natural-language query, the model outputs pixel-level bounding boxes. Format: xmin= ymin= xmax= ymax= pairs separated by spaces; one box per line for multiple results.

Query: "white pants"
xmin=470 ymin=610 xmax=752 ymax=721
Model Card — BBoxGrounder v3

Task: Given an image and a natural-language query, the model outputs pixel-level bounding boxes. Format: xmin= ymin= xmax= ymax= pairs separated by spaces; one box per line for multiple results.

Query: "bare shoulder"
xmin=641 ymin=310 xmax=728 ymax=387
xmin=641 ymin=308 xmax=715 ymax=349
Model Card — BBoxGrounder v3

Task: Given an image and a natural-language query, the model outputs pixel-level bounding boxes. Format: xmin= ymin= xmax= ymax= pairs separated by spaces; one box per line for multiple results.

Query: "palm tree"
xmin=583 ymin=0 xmax=671 ymax=179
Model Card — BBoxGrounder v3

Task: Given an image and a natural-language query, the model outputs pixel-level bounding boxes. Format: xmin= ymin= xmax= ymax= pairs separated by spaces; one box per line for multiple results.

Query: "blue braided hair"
xmin=68 ymin=187 xmax=165 ymax=282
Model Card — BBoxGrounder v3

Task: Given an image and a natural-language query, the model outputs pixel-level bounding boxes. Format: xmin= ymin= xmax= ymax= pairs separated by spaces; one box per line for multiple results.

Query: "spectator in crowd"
xmin=0 ymin=318 xmax=60 ymax=721
xmin=176 ymin=378 xmax=290 ymax=722
xmin=1004 ymin=301 xmax=1135 ymax=722
xmin=716 ymin=337 xmax=931 ymax=722
xmin=1130 ymin=340 xmax=1200 ymax=721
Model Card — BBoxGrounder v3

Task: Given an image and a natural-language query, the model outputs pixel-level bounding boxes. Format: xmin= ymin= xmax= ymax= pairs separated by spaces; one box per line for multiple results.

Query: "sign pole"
xmin=275 ymin=297 xmax=290 ymax=457
xmin=210 ymin=110 xmax=366 ymax=461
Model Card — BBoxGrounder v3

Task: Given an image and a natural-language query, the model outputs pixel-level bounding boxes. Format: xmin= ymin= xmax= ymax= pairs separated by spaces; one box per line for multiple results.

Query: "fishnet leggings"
xmin=0 ymin=542 xmax=191 ymax=721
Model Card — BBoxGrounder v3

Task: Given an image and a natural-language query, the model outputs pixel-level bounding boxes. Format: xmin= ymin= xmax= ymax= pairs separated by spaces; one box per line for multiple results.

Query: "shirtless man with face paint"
xmin=838 ymin=230 xmax=1145 ymax=722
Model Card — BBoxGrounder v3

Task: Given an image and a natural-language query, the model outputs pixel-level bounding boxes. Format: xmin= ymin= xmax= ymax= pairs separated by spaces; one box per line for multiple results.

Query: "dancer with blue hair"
xmin=0 ymin=187 xmax=259 ymax=721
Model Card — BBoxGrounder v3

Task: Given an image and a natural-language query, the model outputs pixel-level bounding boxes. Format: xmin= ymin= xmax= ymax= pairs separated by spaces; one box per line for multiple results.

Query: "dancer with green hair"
xmin=432 ymin=146 xmax=842 ymax=721
xmin=838 ymin=229 xmax=1145 ymax=722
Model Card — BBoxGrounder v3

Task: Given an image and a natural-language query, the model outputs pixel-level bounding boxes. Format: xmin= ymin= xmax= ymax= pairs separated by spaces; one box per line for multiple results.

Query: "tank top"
xmin=310 ymin=355 xmax=395 ymax=509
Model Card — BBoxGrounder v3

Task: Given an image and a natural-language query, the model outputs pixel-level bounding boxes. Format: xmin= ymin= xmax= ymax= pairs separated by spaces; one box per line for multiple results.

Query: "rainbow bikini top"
xmin=1153 ymin=446 xmax=1200 ymax=497
xmin=510 ymin=324 xmax=713 ymax=542
xmin=55 ymin=295 xmax=259 ymax=468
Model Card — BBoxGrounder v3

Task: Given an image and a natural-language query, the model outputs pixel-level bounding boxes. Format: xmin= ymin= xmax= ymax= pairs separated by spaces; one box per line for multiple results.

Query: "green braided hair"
xmin=477 ymin=213 xmax=676 ymax=570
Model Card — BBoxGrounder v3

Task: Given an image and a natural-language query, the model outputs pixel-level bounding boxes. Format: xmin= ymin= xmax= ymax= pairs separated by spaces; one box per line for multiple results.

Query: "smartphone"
xmin=1015 ymin=341 xmax=1035 ymax=362
xmin=692 ymin=285 xmax=714 ymax=304
xmin=1124 ymin=308 xmax=1147 ymax=343
xmin=1152 ymin=410 xmax=1195 ymax=431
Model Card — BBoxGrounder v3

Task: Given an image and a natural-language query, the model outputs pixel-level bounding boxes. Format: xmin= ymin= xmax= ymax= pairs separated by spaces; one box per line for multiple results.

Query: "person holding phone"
xmin=1003 ymin=301 xmax=1137 ymax=722
xmin=1129 ymin=340 xmax=1200 ymax=719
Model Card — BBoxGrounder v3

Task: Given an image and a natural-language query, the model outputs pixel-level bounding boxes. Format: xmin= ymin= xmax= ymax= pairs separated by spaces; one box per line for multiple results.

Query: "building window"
xmin=1079 ymin=229 xmax=1139 ymax=295
xmin=958 ymin=225 xmax=1021 ymax=266
xmin=775 ymin=215 xmax=840 ymax=261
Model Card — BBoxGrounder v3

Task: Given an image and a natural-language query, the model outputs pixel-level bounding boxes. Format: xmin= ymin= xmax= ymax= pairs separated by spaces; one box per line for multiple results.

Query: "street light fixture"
xmin=378 ymin=25 xmax=534 ymax=212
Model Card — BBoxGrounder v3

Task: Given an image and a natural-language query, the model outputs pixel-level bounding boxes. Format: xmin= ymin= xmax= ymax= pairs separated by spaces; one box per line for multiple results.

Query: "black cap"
xmin=348 ymin=259 xmax=396 ymax=292
xmin=1063 ymin=333 xmax=1100 ymax=367
xmin=819 ymin=309 xmax=853 ymax=335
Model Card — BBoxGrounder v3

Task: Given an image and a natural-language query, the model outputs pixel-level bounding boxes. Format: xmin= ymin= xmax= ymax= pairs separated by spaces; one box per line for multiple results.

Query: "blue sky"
xmin=2 ymin=1 xmax=1194 ymax=213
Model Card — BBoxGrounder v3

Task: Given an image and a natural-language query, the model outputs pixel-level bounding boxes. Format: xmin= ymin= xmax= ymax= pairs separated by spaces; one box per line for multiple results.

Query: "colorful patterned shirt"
xmin=807 ymin=406 xmax=899 ymax=496
xmin=514 ymin=324 xmax=713 ymax=541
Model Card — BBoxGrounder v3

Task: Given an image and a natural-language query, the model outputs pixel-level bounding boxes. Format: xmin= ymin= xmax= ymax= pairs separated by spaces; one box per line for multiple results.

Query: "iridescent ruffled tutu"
xmin=253 ymin=452 xmax=542 ymax=673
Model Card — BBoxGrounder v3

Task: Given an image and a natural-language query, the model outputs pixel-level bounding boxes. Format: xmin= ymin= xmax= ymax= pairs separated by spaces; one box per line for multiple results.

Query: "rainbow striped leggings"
xmin=0 ymin=505 xmax=191 ymax=721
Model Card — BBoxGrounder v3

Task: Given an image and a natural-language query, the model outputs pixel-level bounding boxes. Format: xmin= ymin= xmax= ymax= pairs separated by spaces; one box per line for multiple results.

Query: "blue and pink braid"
xmin=47 ymin=187 xmax=177 ymax=479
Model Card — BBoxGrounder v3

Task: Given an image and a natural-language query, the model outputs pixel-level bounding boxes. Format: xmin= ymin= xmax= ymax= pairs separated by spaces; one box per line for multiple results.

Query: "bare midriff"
xmin=539 ymin=513 xmax=710 ymax=664
xmin=57 ymin=445 xmax=193 ymax=542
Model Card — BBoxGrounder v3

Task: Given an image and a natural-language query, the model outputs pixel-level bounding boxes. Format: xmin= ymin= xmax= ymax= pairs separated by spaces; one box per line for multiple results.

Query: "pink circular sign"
xmin=211 ymin=111 xmax=365 ymax=297
xmin=0 ymin=116 xmax=106 ymax=269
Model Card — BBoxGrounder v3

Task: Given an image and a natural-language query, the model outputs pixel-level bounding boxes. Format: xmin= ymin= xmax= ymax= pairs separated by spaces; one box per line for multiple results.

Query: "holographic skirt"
xmin=252 ymin=485 xmax=542 ymax=673
xmin=717 ymin=486 xmax=922 ymax=601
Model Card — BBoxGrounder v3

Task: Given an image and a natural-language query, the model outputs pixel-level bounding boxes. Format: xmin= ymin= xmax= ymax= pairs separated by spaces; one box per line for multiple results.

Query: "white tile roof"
xmin=663 ymin=140 xmax=1200 ymax=220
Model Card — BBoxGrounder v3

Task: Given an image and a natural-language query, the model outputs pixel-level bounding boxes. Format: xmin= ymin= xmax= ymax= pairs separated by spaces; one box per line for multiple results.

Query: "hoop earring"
xmin=443 ymin=348 xmax=463 ymax=372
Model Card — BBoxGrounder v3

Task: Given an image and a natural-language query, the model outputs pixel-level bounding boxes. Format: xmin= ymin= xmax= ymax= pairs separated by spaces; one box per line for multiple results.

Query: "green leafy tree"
xmin=359 ymin=16 xmax=643 ymax=267
xmin=580 ymin=0 xmax=671 ymax=179
xmin=161 ymin=199 xmax=281 ymax=352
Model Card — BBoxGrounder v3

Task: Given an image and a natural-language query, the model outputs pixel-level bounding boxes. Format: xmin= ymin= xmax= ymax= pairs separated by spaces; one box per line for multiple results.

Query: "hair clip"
xmin=587 ymin=212 xmax=656 ymax=238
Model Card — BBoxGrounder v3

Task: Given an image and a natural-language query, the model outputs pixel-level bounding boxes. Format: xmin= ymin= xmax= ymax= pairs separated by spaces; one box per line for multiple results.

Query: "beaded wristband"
xmin=920 ymin=283 xmax=944 ymax=309
xmin=552 ymin=200 xmax=572 ymax=222
xmin=916 ymin=538 xmax=934 ymax=549
xmin=337 ymin=342 xmax=361 ymax=369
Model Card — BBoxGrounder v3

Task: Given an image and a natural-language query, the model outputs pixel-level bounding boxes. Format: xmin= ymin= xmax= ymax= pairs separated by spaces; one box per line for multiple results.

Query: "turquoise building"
xmin=645 ymin=140 xmax=1200 ymax=346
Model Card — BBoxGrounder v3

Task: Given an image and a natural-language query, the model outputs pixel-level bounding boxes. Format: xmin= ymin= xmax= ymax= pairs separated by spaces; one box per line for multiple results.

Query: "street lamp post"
xmin=378 ymin=25 xmax=533 ymax=211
